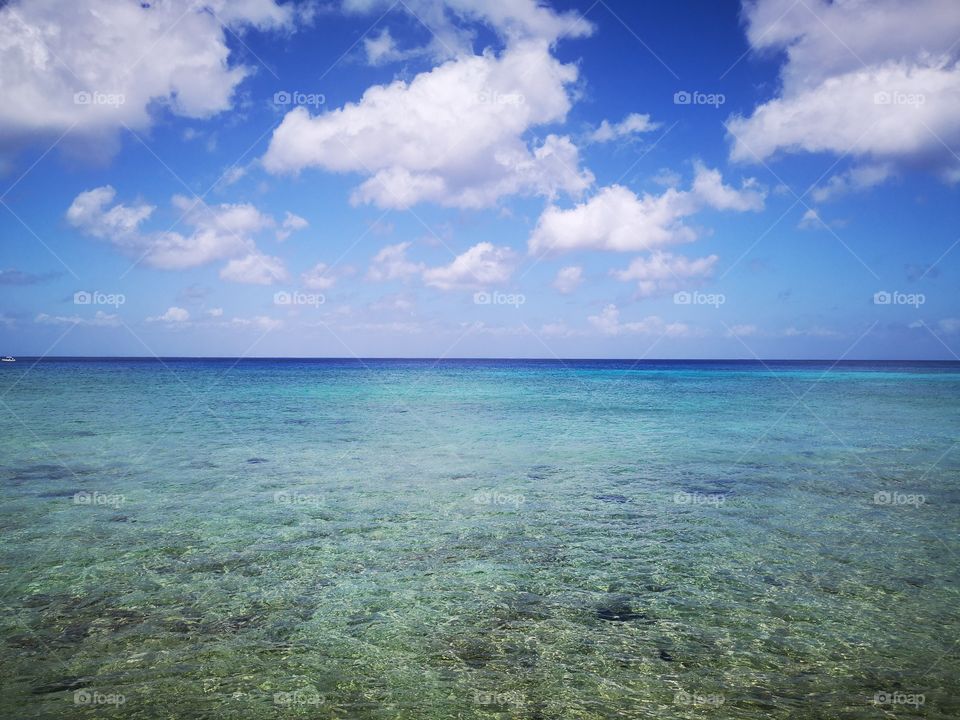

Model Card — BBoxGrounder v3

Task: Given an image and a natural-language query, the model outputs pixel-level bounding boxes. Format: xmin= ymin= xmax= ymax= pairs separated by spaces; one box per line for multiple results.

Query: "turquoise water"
xmin=1 ymin=359 xmax=958 ymax=719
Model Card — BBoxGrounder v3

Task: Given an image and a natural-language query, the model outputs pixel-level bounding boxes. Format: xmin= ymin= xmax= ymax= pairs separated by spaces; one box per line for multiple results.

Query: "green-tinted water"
xmin=1 ymin=359 xmax=958 ymax=718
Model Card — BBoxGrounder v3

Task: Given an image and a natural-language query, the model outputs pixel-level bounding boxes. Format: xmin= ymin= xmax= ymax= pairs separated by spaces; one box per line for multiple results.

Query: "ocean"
xmin=1 ymin=359 xmax=958 ymax=718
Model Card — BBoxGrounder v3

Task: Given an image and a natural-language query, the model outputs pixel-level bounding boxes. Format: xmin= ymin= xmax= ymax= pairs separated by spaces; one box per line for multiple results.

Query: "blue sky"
xmin=1 ymin=0 xmax=959 ymax=358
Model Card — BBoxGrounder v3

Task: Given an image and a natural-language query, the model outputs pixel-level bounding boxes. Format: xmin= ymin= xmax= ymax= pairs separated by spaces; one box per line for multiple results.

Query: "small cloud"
xmin=367 ymin=242 xmax=424 ymax=282
xmin=726 ymin=324 xmax=757 ymax=337
xmin=207 ymin=307 xmax=224 ymax=318
xmin=231 ymin=315 xmax=282 ymax=331
xmin=783 ymin=326 xmax=841 ymax=338
xmin=219 ymin=253 xmax=289 ymax=285
xmin=938 ymin=318 xmax=960 ymax=334
xmin=36 ymin=310 xmax=120 ymax=327
xmin=219 ymin=165 xmax=247 ymax=187
xmin=612 ymin=251 xmax=718 ymax=297
xmin=589 ymin=113 xmax=660 ymax=143
xmin=797 ymin=208 xmax=826 ymax=230
xmin=148 ymin=306 xmax=190 ymax=323
xmin=422 ymin=242 xmax=516 ymax=290
xmin=276 ymin=211 xmax=308 ymax=241
xmin=552 ymin=266 xmax=583 ymax=294
xmin=301 ymin=262 xmax=336 ymax=290
xmin=587 ymin=304 xmax=693 ymax=337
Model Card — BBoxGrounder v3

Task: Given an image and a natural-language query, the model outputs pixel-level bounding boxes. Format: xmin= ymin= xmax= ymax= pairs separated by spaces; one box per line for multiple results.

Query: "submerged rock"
xmin=246 ymin=457 xmax=268 ymax=464
xmin=31 ymin=676 xmax=91 ymax=694
xmin=594 ymin=494 xmax=629 ymax=504
xmin=596 ymin=595 xmax=654 ymax=623
xmin=658 ymin=648 xmax=674 ymax=662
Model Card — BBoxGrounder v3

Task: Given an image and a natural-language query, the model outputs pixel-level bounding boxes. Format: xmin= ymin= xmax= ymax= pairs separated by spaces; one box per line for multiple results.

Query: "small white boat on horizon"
xmin=1 ymin=356 xmax=15 ymax=362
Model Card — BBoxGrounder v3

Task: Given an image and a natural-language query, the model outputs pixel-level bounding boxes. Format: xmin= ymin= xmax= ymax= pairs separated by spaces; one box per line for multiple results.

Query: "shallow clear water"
xmin=1 ymin=359 xmax=958 ymax=719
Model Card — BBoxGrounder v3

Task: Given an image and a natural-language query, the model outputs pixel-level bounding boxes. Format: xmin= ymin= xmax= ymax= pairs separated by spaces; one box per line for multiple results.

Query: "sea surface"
xmin=1 ymin=358 xmax=958 ymax=719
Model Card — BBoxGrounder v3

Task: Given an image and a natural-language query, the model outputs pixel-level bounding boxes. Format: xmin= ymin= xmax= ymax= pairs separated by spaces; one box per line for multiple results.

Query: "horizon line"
xmin=3 ymin=356 xmax=959 ymax=363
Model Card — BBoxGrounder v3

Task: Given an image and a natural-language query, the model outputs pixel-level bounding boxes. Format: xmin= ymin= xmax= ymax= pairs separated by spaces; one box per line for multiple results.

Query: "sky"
xmin=1 ymin=0 xmax=959 ymax=359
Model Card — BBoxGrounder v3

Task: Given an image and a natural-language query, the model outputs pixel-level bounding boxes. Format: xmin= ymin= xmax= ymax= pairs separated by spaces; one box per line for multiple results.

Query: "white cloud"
xmin=937 ymin=318 xmax=960 ymax=334
xmin=540 ymin=321 xmax=579 ymax=338
xmin=797 ymin=208 xmax=826 ymax=230
xmin=612 ymin=251 xmax=719 ymax=296
xmin=727 ymin=0 xmax=960 ymax=180
xmin=552 ymin=265 xmax=583 ymax=294
xmin=301 ymin=262 xmax=336 ymax=290
xmin=811 ymin=163 xmax=894 ymax=203
xmin=207 ymin=308 xmax=224 ymax=318
xmin=422 ymin=242 xmax=515 ymax=289
xmin=343 ymin=0 xmax=593 ymax=59
xmin=363 ymin=28 xmax=416 ymax=66
xmin=35 ymin=310 xmax=120 ymax=327
xmin=783 ymin=326 xmax=842 ymax=338
xmin=726 ymin=324 xmax=757 ymax=337
xmin=589 ymin=113 xmax=660 ymax=143
xmin=587 ymin=304 xmax=692 ymax=337
xmin=529 ymin=163 xmax=764 ymax=254
xmin=276 ymin=211 xmax=309 ymax=241
xmin=219 ymin=253 xmax=289 ymax=285
xmin=67 ymin=186 xmax=296 ymax=279
xmin=367 ymin=242 xmax=425 ymax=282
xmin=262 ymin=39 xmax=593 ymax=208
xmin=148 ymin=306 xmax=190 ymax=323
xmin=230 ymin=315 xmax=282 ymax=331
xmin=0 ymin=0 xmax=295 ymax=149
